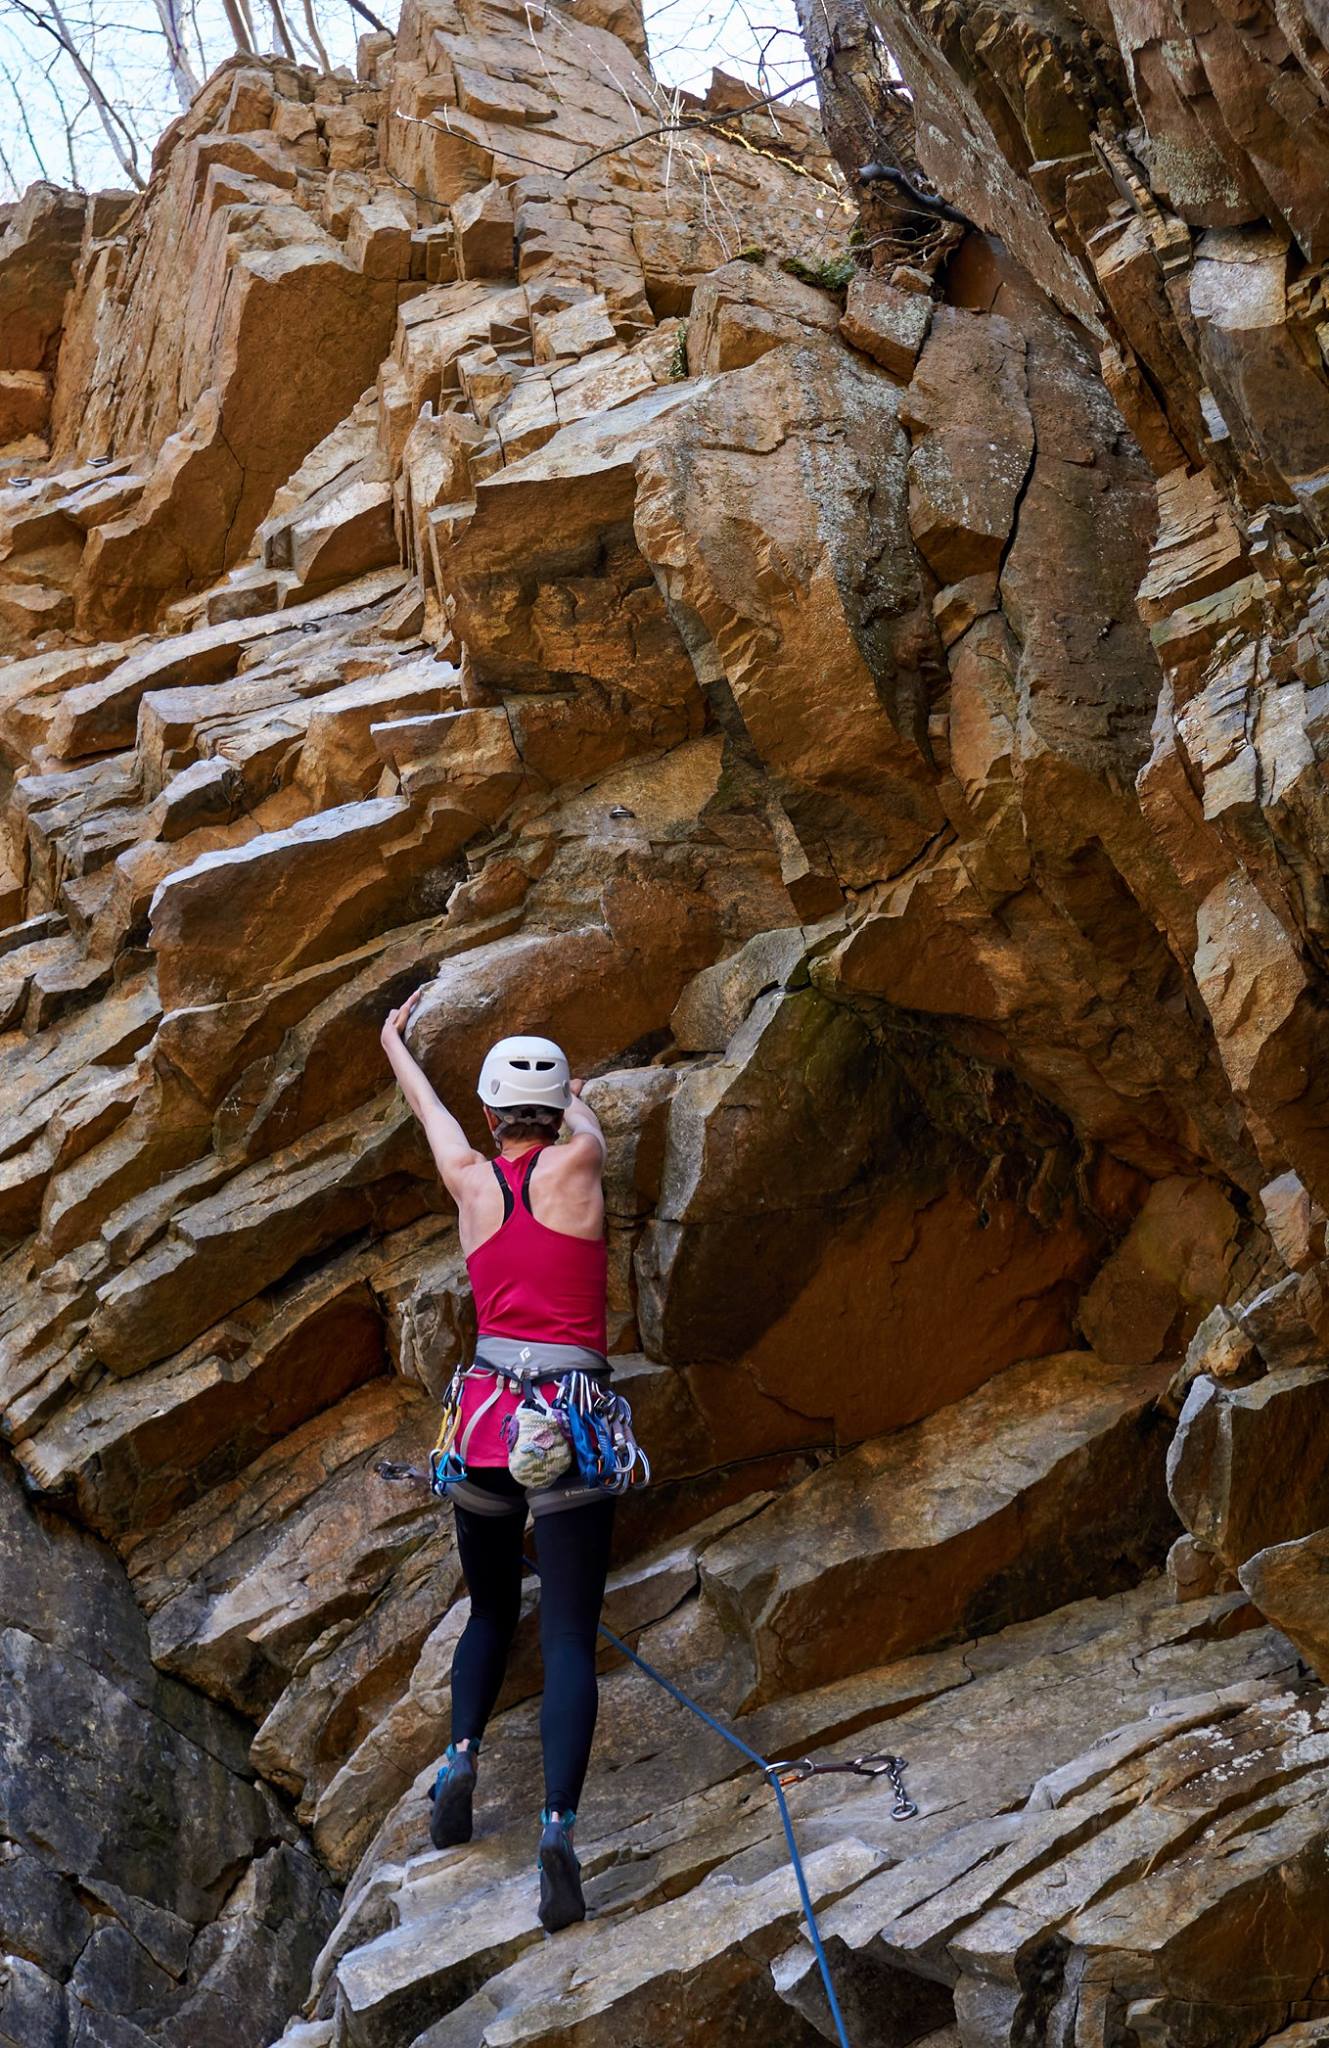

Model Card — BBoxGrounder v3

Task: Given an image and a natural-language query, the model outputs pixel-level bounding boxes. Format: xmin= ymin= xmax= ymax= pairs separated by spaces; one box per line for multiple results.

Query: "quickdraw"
xmin=768 ymin=1751 xmax=918 ymax=1819
xmin=563 ymin=1370 xmax=651 ymax=1494
xmin=427 ymin=1374 xmax=466 ymax=1495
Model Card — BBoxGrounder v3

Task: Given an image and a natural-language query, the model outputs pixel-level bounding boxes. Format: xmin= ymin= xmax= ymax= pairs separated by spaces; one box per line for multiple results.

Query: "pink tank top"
xmin=459 ymin=1146 xmax=608 ymax=1465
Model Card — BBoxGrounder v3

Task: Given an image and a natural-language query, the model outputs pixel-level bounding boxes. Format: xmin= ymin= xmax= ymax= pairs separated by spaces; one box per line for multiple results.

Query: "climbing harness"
xmin=427 ymin=1354 xmax=650 ymax=1500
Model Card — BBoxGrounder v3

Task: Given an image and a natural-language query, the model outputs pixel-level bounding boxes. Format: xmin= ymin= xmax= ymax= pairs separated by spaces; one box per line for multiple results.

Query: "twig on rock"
xmin=561 ymin=73 xmax=815 ymax=178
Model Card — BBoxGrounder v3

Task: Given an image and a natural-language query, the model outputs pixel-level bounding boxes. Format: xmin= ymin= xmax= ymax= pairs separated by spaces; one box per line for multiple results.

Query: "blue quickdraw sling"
xmin=563 ymin=1371 xmax=650 ymax=1493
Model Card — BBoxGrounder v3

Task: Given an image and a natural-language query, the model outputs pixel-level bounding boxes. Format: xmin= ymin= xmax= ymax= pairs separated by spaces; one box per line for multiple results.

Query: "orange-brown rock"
xmin=0 ymin=183 xmax=92 ymax=391
xmin=635 ymin=340 xmax=946 ymax=889
xmin=684 ymin=258 xmax=841 ymax=374
xmin=1077 ymin=1174 xmax=1240 ymax=1366
xmin=698 ymin=1347 xmax=1174 ymax=1704
xmin=1239 ymin=1528 xmax=1329 ymax=1676
xmin=839 ymin=272 xmax=933 ymax=378
xmin=1 ymin=0 xmax=1329 ymax=2036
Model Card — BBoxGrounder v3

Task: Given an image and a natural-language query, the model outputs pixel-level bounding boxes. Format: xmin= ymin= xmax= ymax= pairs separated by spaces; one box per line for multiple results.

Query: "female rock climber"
xmin=380 ymin=998 xmax=615 ymax=1933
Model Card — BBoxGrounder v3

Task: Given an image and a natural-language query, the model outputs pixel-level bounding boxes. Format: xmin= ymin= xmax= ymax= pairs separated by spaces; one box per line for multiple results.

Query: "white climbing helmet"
xmin=476 ymin=1034 xmax=572 ymax=1111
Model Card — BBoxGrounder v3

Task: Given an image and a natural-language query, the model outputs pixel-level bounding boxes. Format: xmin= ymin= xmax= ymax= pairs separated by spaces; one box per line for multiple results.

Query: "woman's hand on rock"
xmin=381 ymin=988 xmax=423 ymax=1054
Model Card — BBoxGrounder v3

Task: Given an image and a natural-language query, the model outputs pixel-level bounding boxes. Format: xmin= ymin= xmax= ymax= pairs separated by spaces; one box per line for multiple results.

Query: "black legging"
xmin=450 ymin=1467 xmax=615 ymax=1814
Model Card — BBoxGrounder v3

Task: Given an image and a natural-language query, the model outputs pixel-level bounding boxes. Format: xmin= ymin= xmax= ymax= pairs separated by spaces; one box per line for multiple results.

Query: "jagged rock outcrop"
xmin=2 ymin=0 xmax=1329 ymax=2037
xmin=0 ymin=1450 xmax=337 ymax=2042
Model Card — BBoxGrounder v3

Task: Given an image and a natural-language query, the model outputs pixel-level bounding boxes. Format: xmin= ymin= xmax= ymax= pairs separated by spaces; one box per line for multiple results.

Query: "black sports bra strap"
xmin=490 ymin=1158 xmax=515 ymax=1224
xmin=520 ymin=1147 xmax=542 ymax=1214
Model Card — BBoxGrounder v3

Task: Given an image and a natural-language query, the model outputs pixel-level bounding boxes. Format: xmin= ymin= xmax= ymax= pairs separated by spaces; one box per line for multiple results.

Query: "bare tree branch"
xmin=346 ymin=0 xmax=390 ymax=34
xmin=266 ymin=0 xmax=297 ymax=58
xmin=299 ymin=0 xmax=331 ymax=70
xmin=56 ymin=74 xmax=83 ymax=182
xmin=183 ymin=0 xmax=207 ymax=76
xmin=220 ymin=0 xmax=256 ymax=54
xmin=1 ymin=53 xmax=53 ymax=176
xmin=0 ymin=0 xmax=403 ymax=195
xmin=3 ymin=0 xmax=144 ymax=183
xmin=563 ymin=71 xmax=814 ymax=176
xmin=150 ymin=0 xmax=199 ymax=107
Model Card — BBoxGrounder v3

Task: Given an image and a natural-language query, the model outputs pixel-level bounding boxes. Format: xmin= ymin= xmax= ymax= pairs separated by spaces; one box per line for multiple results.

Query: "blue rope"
xmin=401 ymin=1461 xmax=901 ymax=2047
xmin=593 ymin=1613 xmax=853 ymax=2047
xmin=512 ymin=1560 xmax=844 ymax=2048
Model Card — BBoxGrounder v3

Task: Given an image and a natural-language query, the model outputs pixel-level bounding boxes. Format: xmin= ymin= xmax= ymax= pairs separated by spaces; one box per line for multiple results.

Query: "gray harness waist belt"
xmin=446 ymin=1474 xmax=609 ymax=1520
xmin=470 ymin=1337 xmax=609 ymax=1378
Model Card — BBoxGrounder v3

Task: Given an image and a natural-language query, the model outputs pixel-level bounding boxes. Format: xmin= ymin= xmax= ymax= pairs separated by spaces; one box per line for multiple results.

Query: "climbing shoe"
xmin=428 ymin=1742 xmax=477 ymax=1849
xmin=537 ymin=1809 xmax=584 ymax=1932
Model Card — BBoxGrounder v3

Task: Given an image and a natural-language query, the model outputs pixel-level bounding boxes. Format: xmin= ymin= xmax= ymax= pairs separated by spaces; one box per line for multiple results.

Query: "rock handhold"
xmin=1076 ymin=1174 xmax=1240 ymax=1367
xmin=1239 ymin=1528 xmax=1329 ymax=1679
xmin=697 ymin=1347 xmax=1175 ymax=1705
xmin=1168 ymin=1364 xmax=1329 ymax=1573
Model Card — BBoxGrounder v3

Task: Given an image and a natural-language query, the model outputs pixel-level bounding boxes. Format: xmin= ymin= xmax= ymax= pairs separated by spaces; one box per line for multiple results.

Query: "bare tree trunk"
xmin=152 ymin=0 xmax=201 ymax=108
xmin=220 ymin=0 xmax=256 ymax=55
xmin=300 ymin=0 xmax=332 ymax=72
xmin=792 ymin=0 xmax=924 ymax=263
xmin=267 ymin=0 xmax=297 ymax=59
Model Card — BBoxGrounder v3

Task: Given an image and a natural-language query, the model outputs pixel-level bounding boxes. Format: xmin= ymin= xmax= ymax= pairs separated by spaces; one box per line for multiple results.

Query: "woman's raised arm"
xmin=381 ymin=991 xmax=484 ymax=1198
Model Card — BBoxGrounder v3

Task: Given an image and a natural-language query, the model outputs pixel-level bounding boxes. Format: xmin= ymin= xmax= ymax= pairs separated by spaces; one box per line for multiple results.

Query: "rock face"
xmin=0 ymin=1450 xmax=338 ymax=2043
xmin=1 ymin=0 xmax=1329 ymax=2039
